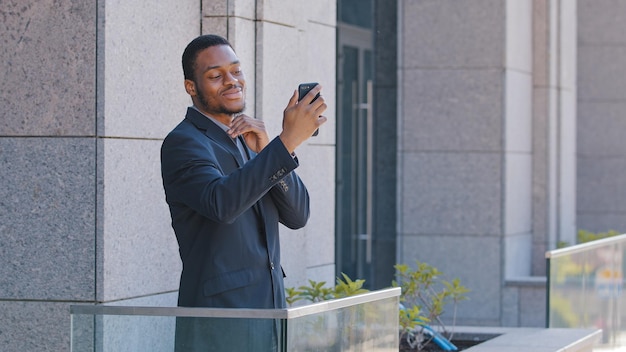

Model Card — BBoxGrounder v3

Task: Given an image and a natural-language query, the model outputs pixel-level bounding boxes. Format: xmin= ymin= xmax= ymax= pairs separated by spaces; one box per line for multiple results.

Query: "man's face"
xmin=187 ymin=45 xmax=246 ymax=123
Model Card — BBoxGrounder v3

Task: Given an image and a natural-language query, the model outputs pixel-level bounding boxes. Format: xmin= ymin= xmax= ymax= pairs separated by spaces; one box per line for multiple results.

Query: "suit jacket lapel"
xmin=185 ymin=107 xmax=245 ymax=167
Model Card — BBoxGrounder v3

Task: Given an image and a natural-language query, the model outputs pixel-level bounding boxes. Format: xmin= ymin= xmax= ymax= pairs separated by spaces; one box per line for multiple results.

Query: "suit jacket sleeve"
xmin=161 ymin=123 xmax=309 ymax=226
xmin=269 ymin=165 xmax=310 ymax=229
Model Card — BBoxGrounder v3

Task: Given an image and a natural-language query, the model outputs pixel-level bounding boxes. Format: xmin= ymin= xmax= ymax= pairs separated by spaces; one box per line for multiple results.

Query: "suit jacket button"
xmin=270 ymin=262 xmax=275 ymax=270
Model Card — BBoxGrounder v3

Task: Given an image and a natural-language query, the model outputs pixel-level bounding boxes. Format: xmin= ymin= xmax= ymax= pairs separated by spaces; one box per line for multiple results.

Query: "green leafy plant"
xmin=285 ymin=273 xmax=371 ymax=350
xmin=334 ymin=272 xmax=369 ymax=298
xmin=286 ymin=265 xmax=469 ymax=351
xmin=557 ymin=229 xmax=622 ymax=248
xmin=393 ymin=261 xmax=470 ymax=351
xmin=577 ymin=229 xmax=620 ymax=244
xmin=285 ymin=273 xmax=370 ymax=306
xmin=295 ymin=279 xmax=334 ymax=303
xmin=285 ymin=286 xmax=304 ymax=306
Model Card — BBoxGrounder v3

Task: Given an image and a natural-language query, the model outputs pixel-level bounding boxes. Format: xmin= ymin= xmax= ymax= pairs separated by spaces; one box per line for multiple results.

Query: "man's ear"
xmin=184 ymin=79 xmax=197 ymax=96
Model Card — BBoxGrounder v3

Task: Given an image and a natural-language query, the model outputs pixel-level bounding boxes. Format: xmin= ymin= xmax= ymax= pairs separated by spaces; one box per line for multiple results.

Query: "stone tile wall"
xmin=0 ymin=1 xmax=337 ymax=350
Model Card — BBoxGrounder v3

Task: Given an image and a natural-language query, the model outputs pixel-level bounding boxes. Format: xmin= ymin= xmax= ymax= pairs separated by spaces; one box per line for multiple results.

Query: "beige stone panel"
xmin=504 ymin=233 xmax=533 ymax=278
xmin=399 ymin=233 xmax=502 ymax=323
xmin=504 ymin=154 xmax=532 ymax=235
xmin=257 ymin=0 xmax=300 ymax=27
xmin=506 ymin=0 xmax=533 ymax=73
xmin=579 ymin=0 xmax=626 ymax=45
xmin=505 ymin=70 xmax=532 ymax=153
xmin=101 ymin=138 xmax=181 ymax=301
xmin=558 ymin=0 xmax=577 ymax=90
xmin=255 ymin=23 xmax=302 ymax=136
xmin=103 ymin=0 xmax=199 ymax=139
xmin=400 ymin=0 xmax=504 ymax=69
xmin=399 ymin=152 xmax=502 ymax=236
xmin=300 ymin=145 xmax=336 ymax=266
xmin=201 ymin=16 xmax=228 ymax=37
xmin=203 ymin=0 xmax=255 ymax=19
xmin=532 ymin=0 xmax=550 ymax=87
xmin=400 ymin=68 xmax=503 ymax=152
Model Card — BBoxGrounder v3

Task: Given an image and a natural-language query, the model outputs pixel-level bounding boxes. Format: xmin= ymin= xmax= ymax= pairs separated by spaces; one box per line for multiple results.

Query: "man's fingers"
xmin=299 ymin=85 xmax=322 ymax=106
xmin=312 ymin=97 xmax=327 ymax=115
xmin=288 ymin=90 xmax=298 ymax=106
xmin=228 ymin=115 xmax=264 ymax=137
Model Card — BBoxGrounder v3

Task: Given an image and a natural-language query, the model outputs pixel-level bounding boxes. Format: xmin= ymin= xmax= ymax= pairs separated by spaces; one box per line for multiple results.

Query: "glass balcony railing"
xmin=546 ymin=234 xmax=626 ymax=350
xmin=70 ymin=287 xmax=400 ymax=352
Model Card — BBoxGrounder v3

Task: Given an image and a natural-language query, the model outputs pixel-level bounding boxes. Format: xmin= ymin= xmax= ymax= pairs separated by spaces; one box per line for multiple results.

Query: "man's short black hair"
xmin=182 ymin=34 xmax=233 ymax=81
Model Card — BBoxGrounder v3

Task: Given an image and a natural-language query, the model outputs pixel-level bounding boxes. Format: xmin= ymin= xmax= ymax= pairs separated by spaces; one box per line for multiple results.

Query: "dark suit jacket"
xmin=161 ymin=107 xmax=310 ymax=309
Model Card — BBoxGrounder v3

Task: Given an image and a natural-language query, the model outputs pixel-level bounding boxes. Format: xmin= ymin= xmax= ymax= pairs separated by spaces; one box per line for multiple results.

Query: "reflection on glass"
xmin=287 ymin=297 xmax=397 ymax=351
xmin=547 ymin=237 xmax=625 ymax=350
xmin=71 ymin=289 xmax=399 ymax=352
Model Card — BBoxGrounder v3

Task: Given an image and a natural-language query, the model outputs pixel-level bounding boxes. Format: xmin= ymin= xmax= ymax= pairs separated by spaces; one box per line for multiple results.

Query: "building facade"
xmin=1 ymin=0 xmax=625 ymax=350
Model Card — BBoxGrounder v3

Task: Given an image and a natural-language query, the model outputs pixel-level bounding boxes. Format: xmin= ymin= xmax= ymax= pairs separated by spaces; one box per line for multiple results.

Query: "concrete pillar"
xmin=577 ymin=0 xmax=626 ymax=233
xmin=398 ymin=0 xmax=509 ymax=326
xmin=532 ymin=0 xmax=577 ymax=275
xmin=503 ymin=0 xmax=533 ymax=280
xmin=397 ymin=0 xmax=575 ymax=327
xmin=0 ymin=1 xmax=201 ymax=350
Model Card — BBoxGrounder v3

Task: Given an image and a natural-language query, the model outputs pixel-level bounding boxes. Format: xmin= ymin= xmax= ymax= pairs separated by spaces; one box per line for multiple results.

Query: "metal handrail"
xmin=545 ymin=233 xmax=626 ymax=259
xmin=70 ymin=287 xmax=400 ymax=320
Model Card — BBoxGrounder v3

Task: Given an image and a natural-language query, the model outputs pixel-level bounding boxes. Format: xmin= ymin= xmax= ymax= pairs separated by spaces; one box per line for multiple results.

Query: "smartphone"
xmin=298 ymin=82 xmax=320 ymax=136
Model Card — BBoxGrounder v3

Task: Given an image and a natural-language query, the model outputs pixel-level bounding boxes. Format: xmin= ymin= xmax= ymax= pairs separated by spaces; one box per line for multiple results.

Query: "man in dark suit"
xmin=161 ymin=35 xmax=327 ymax=350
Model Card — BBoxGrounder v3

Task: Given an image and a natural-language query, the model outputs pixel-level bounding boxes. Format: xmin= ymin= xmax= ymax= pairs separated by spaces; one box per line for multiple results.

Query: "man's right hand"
xmin=279 ymin=85 xmax=328 ymax=153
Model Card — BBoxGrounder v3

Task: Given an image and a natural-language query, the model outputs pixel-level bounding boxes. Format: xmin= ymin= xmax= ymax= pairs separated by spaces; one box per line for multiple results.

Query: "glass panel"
xmin=337 ymin=45 xmax=360 ymax=281
xmin=71 ymin=313 xmax=94 ymax=351
xmin=338 ymin=0 xmax=373 ymax=29
xmin=337 ymin=0 xmax=377 ymax=288
xmin=286 ymin=295 xmax=398 ymax=351
xmin=72 ymin=315 xmax=279 ymax=352
xmin=547 ymin=236 xmax=626 ymax=350
xmin=71 ymin=288 xmax=400 ymax=352
xmin=337 ymin=46 xmax=374 ymax=284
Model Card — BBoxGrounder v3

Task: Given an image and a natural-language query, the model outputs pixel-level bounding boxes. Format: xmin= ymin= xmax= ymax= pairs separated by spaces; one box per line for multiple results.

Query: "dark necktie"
xmin=235 ymin=136 xmax=248 ymax=162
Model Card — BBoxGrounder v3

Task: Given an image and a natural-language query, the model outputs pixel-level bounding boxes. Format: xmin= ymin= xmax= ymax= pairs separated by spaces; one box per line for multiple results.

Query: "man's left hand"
xmin=227 ymin=114 xmax=270 ymax=153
